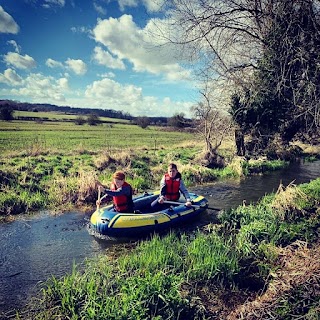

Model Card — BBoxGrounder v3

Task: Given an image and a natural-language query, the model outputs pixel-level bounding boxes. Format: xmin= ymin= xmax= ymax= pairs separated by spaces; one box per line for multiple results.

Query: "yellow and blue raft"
xmin=89 ymin=191 xmax=208 ymax=237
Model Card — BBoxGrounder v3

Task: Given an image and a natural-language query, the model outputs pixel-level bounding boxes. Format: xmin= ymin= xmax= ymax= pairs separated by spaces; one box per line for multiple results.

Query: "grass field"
xmin=0 ymin=117 xmax=203 ymax=212
xmin=0 ymin=120 xmax=196 ymax=155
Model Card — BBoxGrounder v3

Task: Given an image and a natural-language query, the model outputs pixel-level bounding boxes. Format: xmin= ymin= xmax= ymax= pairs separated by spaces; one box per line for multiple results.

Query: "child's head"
xmin=167 ymin=163 xmax=178 ymax=178
xmin=113 ymin=171 xmax=125 ymax=188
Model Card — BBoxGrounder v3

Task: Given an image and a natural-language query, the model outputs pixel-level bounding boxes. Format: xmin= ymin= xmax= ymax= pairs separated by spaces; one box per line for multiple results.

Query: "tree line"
xmin=0 ymin=100 xmax=132 ymax=120
xmin=0 ymin=100 xmax=183 ymax=127
xmin=0 ymin=100 xmax=195 ymax=129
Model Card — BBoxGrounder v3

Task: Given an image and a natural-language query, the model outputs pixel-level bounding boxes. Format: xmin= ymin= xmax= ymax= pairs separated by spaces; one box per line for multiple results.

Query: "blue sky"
xmin=0 ymin=0 xmax=199 ymax=117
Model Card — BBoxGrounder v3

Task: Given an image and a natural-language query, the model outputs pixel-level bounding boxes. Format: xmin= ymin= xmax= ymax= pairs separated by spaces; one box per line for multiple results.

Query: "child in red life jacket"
xmin=158 ymin=163 xmax=192 ymax=207
xmin=96 ymin=171 xmax=134 ymax=213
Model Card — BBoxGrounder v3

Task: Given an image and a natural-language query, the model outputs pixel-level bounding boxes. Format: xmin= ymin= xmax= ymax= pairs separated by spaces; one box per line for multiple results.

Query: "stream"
xmin=0 ymin=160 xmax=319 ymax=316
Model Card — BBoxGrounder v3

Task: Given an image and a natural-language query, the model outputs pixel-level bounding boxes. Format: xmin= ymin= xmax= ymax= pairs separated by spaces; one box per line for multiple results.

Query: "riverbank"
xmin=1 ymin=118 xmax=319 ymax=218
xmin=2 ymin=141 xmax=318 ymax=219
xmin=12 ymin=176 xmax=319 ymax=319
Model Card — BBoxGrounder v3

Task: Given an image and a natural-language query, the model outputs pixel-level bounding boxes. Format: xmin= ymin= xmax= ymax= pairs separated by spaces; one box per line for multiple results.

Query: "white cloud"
xmin=46 ymin=58 xmax=64 ymax=68
xmin=118 ymin=0 xmax=138 ymax=11
xmin=0 ymin=6 xmax=19 ymax=34
xmin=99 ymin=72 xmax=116 ymax=78
xmin=0 ymin=68 xmax=23 ymax=86
xmin=57 ymin=77 xmax=69 ymax=90
xmin=93 ymin=2 xmax=106 ymax=15
xmin=82 ymin=77 xmax=192 ymax=117
xmin=0 ymin=68 xmax=193 ymax=117
xmin=46 ymin=58 xmax=87 ymax=75
xmin=141 ymin=96 xmax=193 ymax=117
xmin=116 ymin=0 xmax=164 ymax=12
xmin=4 ymin=52 xmax=36 ymax=70
xmin=65 ymin=58 xmax=87 ymax=75
xmin=142 ymin=0 xmax=164 ymax=13
xmin=7 ymin=40 xmax=20 ymax=53
xmin=71 ymin=26 xmax=90 ymax=34
xmin=43 ymin=0 xmax=65 ymax=9
xmin=85 ymin=77 xmax=142 ymax=103
xmin=92 ymin=14 xmax=191 ymax=81
xmin=93 ymin=46 xmax=125 ymax=70
xmin=9 ymin=73 xmax=68 ymax=102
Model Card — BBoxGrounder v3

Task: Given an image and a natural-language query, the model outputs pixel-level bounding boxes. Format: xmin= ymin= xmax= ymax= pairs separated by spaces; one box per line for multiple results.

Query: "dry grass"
xmin=93 ymin=150 xmax=134 ymax=170
xmin=270 ymin=182 xmax=309 ymax=220
xmin=294 ymin=142 xmax=320 ymax=155
xmin=228 ymin=156 xmax=247 ymax=176
xmin=227 ymin=240 xmax=320 ymax=319
xmin=77 ymin=170 xmax=99 ymax=204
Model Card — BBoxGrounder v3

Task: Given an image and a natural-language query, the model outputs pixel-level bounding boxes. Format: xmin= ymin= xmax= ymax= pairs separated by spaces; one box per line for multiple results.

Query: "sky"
xmin=0 ymin=0 xmax=199 ymax=117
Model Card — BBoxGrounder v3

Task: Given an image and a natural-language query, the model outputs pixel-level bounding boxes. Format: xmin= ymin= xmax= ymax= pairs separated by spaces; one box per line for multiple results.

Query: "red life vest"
xmin=164 ymin=173 xmax=180 ymax=201
xmin=110 ymin=182 xmax=133 ymax=212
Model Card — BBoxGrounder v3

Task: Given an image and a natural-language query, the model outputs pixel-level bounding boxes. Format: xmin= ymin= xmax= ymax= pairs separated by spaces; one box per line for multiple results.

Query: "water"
xmin=0 ymin=160 xmax=319 ymax=316
xmin=195 ymin=159 xmax=320 ymax=211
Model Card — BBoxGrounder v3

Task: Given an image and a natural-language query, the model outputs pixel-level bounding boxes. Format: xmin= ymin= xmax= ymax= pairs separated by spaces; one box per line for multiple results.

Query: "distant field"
xmin=14 ymin=110 xmax=130 ymax=123
xmin=0 ymin=120 xmax=196 ymax=155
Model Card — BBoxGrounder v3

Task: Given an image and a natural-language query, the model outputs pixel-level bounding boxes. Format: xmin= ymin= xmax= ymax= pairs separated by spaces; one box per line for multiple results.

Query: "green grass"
xmin=242 ymin=159 xmax=288 ymax=175
xmin=0 ymin=120 xmax=195 ymax=155
xmin=0 ymin=119 xmax=204 ymax=215
xmin=0 ymin=118 xmax=296 ymax=216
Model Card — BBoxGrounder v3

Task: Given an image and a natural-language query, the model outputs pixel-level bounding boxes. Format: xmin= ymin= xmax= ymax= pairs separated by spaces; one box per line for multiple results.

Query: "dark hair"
xmin=168 ymin=163 xmax=177 ymax=170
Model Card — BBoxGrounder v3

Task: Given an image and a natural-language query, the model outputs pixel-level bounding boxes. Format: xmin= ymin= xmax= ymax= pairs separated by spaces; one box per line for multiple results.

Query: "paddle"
xmin=97 ymin=188 xmax=101 ymax=209
xmin=150 ymin=198 xmax=194 ymax=208
xmin=164 ymin=200 xmax=221 ymax=211
xmin=151 ymin=198 xmax=221 ymax=211
xmin=150 ymin=197 xmax=160 ymax=207
xmin=96 ymin=187 xmax=109 ymax=209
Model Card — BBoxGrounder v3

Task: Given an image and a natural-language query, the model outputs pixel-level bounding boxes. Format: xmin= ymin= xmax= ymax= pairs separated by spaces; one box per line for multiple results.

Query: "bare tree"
xmin=159 ymin=0 xmax=267 ymax=85
xmin=191 ymin=81 xmax=233 ymax=167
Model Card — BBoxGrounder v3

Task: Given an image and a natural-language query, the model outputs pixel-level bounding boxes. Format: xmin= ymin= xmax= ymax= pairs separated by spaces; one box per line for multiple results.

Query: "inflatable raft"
xmin=90 ymin=191 xmax=209 ymax=237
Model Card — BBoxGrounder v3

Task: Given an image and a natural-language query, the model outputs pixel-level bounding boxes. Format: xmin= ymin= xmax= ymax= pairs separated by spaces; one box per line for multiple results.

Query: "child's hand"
xmin=158 ymin=196 xmax=165 ymax=204
xmin=98 ymin=185 xmax=105 ymax=192
xmin=185 ymin=201 xmax=192 ymax=207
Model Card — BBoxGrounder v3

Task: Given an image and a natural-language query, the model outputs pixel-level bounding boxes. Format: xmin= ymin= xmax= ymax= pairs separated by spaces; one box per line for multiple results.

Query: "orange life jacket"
xmin=164 ymin=173 xmax=180 ymax=201
xmin=110 ymin=182 xmax=133 ymax=212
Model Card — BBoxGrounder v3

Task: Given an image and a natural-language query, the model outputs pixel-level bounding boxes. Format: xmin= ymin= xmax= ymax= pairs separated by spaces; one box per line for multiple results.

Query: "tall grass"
xmin=35 ymin=232 xmax=240 ymax=319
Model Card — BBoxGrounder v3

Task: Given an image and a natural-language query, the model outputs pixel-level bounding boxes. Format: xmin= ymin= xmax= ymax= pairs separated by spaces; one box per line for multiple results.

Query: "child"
xmin=96 ymin=171 xmax=134 ymax=213
xmin=158 ymin=163 xmax=192 ymax=207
